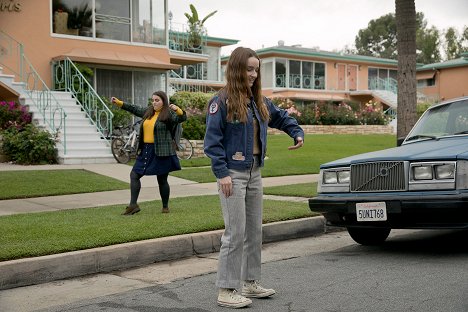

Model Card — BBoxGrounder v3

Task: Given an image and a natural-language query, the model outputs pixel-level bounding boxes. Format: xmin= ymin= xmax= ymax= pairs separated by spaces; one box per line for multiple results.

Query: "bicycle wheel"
xmin=176 ymin=138 xmax=194 ymax=160
xmin=111 ymin=138 xmax=131 ymax=164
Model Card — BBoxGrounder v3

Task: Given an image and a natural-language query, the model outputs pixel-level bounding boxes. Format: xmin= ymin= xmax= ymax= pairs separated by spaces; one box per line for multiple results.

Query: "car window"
xmin=408 ymin=99 xmax=468 ymax=138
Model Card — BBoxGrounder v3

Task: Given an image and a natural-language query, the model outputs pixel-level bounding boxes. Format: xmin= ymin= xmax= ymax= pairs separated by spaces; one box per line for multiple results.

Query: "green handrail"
xmin=0 ymin=30 xmax=67 ymax=153
xmin=54 ymin=57 xmax=113 ymax=140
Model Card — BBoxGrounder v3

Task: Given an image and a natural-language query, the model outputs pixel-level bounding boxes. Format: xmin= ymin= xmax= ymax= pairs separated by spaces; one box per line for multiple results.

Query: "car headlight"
xmin=337 ymin=171 xmax=350 ymax=183
xmin=412 ymin=165 xmax=433 ymax=180
xmin=323 ymin=169 xmax=350 ymax=184
xmin=323 ymin=171 xmax=338 ymax=184
xmin=435 ymin=164 xmax=455 ymax=179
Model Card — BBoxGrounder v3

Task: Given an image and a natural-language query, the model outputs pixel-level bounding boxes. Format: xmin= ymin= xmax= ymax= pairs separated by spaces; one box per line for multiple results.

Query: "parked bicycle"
xmin=175 ymin=137 xmax=194 ymax=160
xmin=111 ymin=120 xmax=141 ymax=164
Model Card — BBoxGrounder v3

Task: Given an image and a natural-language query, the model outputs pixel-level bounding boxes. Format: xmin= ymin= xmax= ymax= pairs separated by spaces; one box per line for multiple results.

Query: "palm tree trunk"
xmin=395 ymin=0 xmax=417 ymax=140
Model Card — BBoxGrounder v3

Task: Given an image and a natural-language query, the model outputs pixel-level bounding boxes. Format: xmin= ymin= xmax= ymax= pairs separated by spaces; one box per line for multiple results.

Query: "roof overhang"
xmin=417 ymin=71 xmax=436 ymax=80
xmin=53 ymin=48 xmax=180 ymax=70
xmin=169 ymin=50 xmax=209 ymax=66
xmin=0 ymin=80 xmax=20 ymax=102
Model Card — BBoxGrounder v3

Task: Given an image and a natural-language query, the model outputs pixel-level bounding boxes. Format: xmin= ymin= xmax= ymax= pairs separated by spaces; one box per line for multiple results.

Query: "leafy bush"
xmin=417 ymin=102 xmax=432 ymax=118
xmin=358 ymin=101 xmax=389 ymax=125
xmin=171 ymin=91 xmax=213 ymax=140
xmin=170 ymin=91 xmax=213 ymax=111
xmin=2 ymin=124 xmax=57 ymax=164
xmin=272 ymin=99 xmax=389 ymax=126
xmin=0 ymin=101 xmax=32 ymax=130
xmin=101 ymin=97 xmax=133 ymax=131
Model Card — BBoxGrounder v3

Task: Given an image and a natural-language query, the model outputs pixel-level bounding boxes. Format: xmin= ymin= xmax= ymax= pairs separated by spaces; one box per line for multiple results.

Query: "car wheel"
xmin=347 ymin=227 xmax=391 ymax=246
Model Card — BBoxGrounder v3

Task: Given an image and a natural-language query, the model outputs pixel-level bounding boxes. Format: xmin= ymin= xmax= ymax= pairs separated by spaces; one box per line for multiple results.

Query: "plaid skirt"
xmin=132 ymin=143 xmax=181 ymax=176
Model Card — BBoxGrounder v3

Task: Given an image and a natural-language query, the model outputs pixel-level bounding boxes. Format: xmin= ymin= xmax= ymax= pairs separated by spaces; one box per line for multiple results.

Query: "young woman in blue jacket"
xmin=111 ymin=91 xmax=186 ymax=215
xmin=204 ymin=47 xmax=304 ymax=308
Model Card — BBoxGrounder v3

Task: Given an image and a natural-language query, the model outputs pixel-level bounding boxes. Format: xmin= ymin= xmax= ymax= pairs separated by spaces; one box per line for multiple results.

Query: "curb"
xmin=0 ymin=216 xmax=325 ymax=290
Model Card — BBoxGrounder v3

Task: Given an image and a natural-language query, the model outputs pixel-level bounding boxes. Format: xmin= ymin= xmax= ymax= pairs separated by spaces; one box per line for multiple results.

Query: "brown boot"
xmin=122 ymin=204 xmax=140 ymax=215
xmin=161 ymin=207 xmax=169 ymax=213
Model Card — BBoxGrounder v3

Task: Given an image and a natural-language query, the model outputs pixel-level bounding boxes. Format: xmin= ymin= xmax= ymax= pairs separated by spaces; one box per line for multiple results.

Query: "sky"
xmin=168 ymin=0 xmax=468 ymax=56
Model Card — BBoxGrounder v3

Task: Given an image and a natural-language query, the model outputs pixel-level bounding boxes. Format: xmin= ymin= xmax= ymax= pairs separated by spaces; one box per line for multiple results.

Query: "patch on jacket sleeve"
xmin=232 ymin=152 xmax=245 ymax=161
xmin=209 ymin=102 xmax=219 ymax=114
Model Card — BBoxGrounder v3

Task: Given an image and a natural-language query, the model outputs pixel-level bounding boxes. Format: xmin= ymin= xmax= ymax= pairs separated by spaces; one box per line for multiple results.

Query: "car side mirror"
xmin=397 ymin=136 xmax=405 ymax=146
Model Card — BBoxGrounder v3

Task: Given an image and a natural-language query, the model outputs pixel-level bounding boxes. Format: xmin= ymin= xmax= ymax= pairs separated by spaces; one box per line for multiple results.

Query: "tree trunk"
xmin=395 ymin=0 xmax=417 ymax=140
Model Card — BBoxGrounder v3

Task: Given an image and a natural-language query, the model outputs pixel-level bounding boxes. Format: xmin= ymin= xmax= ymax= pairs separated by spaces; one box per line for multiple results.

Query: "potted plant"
xmin=67 ymin=3 xmax=92 ymax=33
xmin=184 ymin=4 xmax=217 ymax=51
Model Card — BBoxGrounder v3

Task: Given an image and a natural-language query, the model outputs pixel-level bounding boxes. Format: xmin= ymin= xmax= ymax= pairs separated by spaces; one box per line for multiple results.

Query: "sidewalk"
xmin=0 ymin=162 xmax=322 ymax=290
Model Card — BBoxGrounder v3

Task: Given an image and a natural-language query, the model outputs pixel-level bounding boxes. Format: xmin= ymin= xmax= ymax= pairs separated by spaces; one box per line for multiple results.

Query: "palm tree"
xmin=184 ymin=4 xmax=217 ymax=49
xmin=395 ymin=0 xmax=417 ymax=142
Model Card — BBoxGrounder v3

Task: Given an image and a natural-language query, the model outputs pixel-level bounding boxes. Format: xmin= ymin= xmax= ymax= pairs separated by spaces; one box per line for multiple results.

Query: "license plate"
xmin=356 ymin=202 xmax=387 ymax=221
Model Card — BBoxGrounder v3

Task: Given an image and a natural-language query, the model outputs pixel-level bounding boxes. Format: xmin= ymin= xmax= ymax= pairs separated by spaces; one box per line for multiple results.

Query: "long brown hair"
xmin=143 ymin=91 xmax=171 ymax=123
xmin=223 ymin=47 xmax=269 ymax=122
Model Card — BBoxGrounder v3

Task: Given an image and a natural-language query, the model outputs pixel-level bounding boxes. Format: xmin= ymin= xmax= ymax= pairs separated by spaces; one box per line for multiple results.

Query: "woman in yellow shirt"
xmin=111 ymin=91 xmax=186 ymax=214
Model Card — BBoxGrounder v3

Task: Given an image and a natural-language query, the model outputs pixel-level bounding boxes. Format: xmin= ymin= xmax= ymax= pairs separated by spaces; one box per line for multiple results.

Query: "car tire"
xmin=347 ymin=227 xmax=391 ymax=246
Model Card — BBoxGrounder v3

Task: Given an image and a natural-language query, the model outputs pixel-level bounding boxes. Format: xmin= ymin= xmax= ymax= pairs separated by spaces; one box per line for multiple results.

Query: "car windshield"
xmin=405 ymin=99 xmax=468 ymax=142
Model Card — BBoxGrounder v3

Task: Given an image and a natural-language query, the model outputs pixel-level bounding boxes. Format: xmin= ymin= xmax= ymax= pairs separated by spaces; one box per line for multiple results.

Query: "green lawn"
xmin=0 ymin=170 xmax=129 ymax=200
xmin=171 ymin=134 xmax=396 ymax=182
xmin=264 ymin=182 xmax=317 ymax=198
xmin=0 ymin=196 xmax=316 ymax=261
xmin=0 ymin=133 xmax=393 ymax=261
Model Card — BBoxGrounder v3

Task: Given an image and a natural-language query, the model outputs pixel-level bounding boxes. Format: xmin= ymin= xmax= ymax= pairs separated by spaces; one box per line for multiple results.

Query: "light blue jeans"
xmin=216 ymin=157 xmax=263 ymax=289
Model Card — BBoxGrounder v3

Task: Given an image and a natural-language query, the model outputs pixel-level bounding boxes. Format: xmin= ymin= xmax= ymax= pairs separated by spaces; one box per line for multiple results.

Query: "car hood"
xmin=321 ymin=136 xmax=468 ymax=169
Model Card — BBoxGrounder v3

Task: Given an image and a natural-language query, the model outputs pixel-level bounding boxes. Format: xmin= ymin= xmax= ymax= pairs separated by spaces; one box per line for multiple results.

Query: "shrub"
xmin=170 ymin=91 xmax=213 ymax=111
xmin=272 ymin=97 xmax=302 ymax=119
xmin=417 ymin=102 xmax=432 ymax=118
xmin=2 ymin=124 xmax=57 ymax=164
xmin=358 ymin=101 xmax=389 ymax=125
xmin=101 ymin=97 xmax=133 ymax=131
xmin=170 ymin=91 xmax=213 ymax=140
xmin=315 ymin=101 xmax=360 ymax=125
xmin=0 ymin=101 xmax=32 ymax=130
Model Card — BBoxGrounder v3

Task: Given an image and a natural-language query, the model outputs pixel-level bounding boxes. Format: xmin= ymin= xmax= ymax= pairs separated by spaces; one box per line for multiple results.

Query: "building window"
xmin=53 ymin=0 xmax=92 ymax=36
xmin=274 ymin=59 xmax=325 ymax=90
xmin=275 ymin=58 xmax=286 ymax=87
xmin=132 ymin=0 xmax=166 ymax=45
xmin=52 ymin=0 xmax=166 ymax=45
xmin=368 ymin=67 xmax=397 ymax=90
xmin=95 ymin=68 xmax=166 ymax=105
xmin=417 ymin=78 xmax=435 ymax=88
xmin=314 ymin=62 xmax=325 ymax=90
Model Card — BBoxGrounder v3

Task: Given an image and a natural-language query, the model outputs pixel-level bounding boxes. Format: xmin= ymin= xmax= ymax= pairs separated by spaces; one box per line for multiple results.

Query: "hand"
xmin=218 ymin=176 xmax=233 ymax=198
xmin=169 ymin=104 xmax=179 ymax=112
xmin=111 ymin=97 xmax=123 ymax=106
xmin=288 ymin=136 xmax=304 ymax=150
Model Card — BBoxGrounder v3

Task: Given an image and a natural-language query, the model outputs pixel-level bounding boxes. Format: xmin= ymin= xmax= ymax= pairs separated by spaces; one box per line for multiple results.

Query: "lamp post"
xmin=168 ymin=10 xmax=173 ymax=30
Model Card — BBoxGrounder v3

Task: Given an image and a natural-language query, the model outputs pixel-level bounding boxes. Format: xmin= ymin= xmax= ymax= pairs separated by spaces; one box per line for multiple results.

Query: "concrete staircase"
xmin=0 ymin=67 xmax=116 ymax=164
xmin=371 ymin=89 xmax=397 ymax=109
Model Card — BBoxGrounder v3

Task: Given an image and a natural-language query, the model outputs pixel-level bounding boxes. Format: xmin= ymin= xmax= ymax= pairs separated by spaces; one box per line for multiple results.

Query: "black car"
xmin=309 ymin=96 xmax=468 ymax=245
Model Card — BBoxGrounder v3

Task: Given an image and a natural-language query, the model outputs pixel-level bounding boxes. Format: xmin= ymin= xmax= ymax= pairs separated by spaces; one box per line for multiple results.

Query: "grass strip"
xmin=263 ymin=182 xmax=317 ymax=198
xmin=0 ymin=170 xmax=129 ymax=200
xmin=0 ymin=196 xmax=316 ymax=261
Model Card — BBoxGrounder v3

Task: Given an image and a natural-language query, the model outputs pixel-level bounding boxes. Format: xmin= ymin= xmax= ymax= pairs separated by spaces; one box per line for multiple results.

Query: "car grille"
xmin=350 ymin=161 xmax=406 ymax=192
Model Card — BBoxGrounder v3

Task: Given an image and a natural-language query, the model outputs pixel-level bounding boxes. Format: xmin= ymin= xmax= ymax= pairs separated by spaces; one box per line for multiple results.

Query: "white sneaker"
xmin=217 ymin=288 xmax=252 ymax=308
xmin=242 ymin=280 xmax=276 ymax=298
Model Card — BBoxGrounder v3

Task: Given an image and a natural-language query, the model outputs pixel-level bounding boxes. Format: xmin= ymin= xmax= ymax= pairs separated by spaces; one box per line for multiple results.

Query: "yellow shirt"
xmin=142 ymin=108 xmax=184 ymax=143
xmin=142 ymin=111 xmax=159 ymax=143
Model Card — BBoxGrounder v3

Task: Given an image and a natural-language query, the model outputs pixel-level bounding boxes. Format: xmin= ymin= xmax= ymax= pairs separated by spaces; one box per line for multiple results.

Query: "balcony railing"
xmin=275 ymin=74 xmax=325 ymax=89
xmin=369 ymin=77 xmax=397 ymax=93
xmin=168 ymin=22 xmax=207 ymax=54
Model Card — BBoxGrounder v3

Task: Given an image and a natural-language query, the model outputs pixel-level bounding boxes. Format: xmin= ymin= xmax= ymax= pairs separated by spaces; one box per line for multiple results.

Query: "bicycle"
xmin=111 ymin=120 xmax=141 ymax=164
xmin=175 ymin=137 xmax=194 ymax=160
